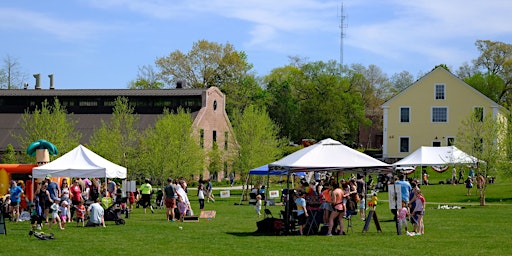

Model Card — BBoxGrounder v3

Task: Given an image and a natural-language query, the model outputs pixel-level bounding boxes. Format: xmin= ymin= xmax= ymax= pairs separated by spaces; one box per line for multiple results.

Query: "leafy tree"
xmin=456 ymin=112 xmax=505 ymax=206
xmin=388 ymin=70 xmax=415 ymax=96
xmin=264 ymin=66 xmax=302 ymax=140
xmin=1 ymin=144 xmax=19 ymax=163
xmin=231 ymin=105 xmax=285 ymax=186
xmin=128 ymin=65 xmax=164 ymax=89
xmin=89 ymin=97 xmax=140 ymax=172
xmin=13 ymin=98 xmax=81 ymax=161
xmin=207 ymin=142 xmax=223 ymax=179
xmin=155 ymin=40 xmax=253 ymax=89
xmin=462 ymin=40 xmax=512 ymax=107
xmin=139 ymin=108 xmax=204 ymax=184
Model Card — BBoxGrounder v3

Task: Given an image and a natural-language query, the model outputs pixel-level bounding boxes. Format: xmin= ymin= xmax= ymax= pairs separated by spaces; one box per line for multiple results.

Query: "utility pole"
xmin=339 ymin=3 xmax=347 ymax=69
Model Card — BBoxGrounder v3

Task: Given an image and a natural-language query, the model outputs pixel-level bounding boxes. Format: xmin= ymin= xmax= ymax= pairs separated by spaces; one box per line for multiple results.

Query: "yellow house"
xmin=381 ymin=67 xmax=506 ymax=161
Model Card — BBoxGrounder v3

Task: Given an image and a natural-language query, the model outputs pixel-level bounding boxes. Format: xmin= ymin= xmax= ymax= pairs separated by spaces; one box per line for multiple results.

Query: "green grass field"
xmin=2 ymin=179 xmax=512 ymax=256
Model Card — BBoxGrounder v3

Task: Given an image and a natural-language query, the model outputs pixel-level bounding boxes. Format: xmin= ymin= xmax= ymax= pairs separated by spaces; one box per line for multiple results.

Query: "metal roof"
xmin=0 ymin=88 xmax=206 ymax=97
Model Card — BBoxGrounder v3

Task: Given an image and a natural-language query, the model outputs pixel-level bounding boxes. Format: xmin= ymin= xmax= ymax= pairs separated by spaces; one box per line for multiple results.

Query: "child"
xmin=59 ymin=201 xmax=69 ymax=229
xmin=49 ymin=199 xmax=63 ymax=230
xmin=255 ymin=194 xmax=262 ymax=217
xmin=358 ymin=195 xmax=366 ymax=220
xmin=30 ymin=201 xmax=43 ymax=230
xmin=398 ymin=201 xmax=410 ymax=235
xmin=75 ymin=200 xmax=86 ymax=227
xmin=177 ymin=195 xmax=187 ymax=222
xmin=370 ymin=192 xmax=378 ymax=209
xmin=294 ymin=191 xmax=308 ymax=235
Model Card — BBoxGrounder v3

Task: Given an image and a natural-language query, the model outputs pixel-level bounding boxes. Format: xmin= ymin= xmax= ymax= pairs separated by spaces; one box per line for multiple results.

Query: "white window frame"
xmin=473 ymin=106 xmax=484 ymax=122
xmin=400 ymin=107 xmax=410 ymax=123
xmin=446 ymin=136 xmax=455 ymax=146
xmin=435 ymin=84 xmax=445 ymax=100
xmin=432 ymin=107 xmax=448 ymax=123
xmin=399 ymin=137 xmax=410 ymax=153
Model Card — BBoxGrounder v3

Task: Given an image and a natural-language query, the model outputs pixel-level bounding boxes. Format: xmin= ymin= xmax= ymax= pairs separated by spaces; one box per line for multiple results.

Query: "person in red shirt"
xmin=69 ymin=179 xmax=82 ymax=219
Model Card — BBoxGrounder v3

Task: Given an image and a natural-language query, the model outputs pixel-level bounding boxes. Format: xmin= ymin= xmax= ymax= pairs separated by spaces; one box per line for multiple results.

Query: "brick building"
xmin=0 ymin=86 xmax=236 ymax=180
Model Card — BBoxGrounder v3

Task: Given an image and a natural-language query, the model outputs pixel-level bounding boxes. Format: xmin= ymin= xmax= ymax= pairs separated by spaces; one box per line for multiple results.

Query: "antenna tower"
xmin=338 ymin=3 xmax=347 ymax=68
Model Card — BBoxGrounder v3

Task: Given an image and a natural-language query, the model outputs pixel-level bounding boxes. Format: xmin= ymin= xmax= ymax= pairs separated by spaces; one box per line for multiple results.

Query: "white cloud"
xmin=0 ymin=7 xmax=113 ymax=42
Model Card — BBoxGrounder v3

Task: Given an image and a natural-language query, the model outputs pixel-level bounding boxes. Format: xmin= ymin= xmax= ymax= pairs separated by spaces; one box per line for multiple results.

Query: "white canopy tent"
xmin=392 ymin=146 xmax=480 ymax=167
xmin=269 ymin=138 xmax=391 ymax=172
xmin=268 ymin=138 xmax=391 ymax=234
xmin=33 ymin=145 xmax=127 ymax=179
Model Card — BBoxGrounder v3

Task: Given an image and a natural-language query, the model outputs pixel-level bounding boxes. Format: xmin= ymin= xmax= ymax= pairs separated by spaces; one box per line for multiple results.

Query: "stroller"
xmin=102 ymin=197 xmax=126 ymax=225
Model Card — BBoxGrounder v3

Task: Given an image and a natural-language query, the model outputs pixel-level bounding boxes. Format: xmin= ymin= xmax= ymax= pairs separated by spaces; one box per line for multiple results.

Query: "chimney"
xmin=33 ymin=74 xmax=41 ymax=90
xmin=176 ymin=80 xmax=184 ymax=89
xmin=48 ymin=74 xmax=54 ymax=89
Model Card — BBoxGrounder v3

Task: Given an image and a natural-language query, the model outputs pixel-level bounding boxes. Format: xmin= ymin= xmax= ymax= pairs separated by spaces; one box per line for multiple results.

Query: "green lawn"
xmin=2 ymin=180 xmax=512 ymax=256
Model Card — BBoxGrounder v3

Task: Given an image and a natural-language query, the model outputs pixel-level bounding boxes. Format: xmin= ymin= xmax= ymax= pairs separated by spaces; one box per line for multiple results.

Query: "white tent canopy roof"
xmin=393 ymin=146 xmax=480 ymax=167
xmin=269 ymin=138 xmax=391 ymax=171
xmin=33 ymin=145 xmax=127 ymax=178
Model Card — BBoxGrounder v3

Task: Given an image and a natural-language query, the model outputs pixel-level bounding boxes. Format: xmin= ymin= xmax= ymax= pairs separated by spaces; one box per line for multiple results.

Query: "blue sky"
xmin=1 ymin=0 xmax=511 ymax=89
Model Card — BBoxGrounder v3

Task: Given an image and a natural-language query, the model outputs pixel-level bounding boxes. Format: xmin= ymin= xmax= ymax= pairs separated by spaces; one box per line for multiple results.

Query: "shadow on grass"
xmin=226 ymin=231 xmax=280 ymax=237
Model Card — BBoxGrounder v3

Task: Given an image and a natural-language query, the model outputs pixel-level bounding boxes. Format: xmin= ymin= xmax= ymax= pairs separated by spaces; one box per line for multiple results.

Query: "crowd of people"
xmin=0 ymin=175 xmax=128 ymax=231
xmin=277 ymin=172 xmax=430 ymax=236
xmin=281 ymin=173 xmax=370 ymax=236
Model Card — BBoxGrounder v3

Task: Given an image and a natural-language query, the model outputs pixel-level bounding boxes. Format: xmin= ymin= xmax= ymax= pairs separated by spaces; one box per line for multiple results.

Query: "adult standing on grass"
xmin=46 ymin=175 xmax=61 ymax=206
xmin=197 ymin=182 xmax=205 ymax=211
xmin=37 ymin=181 xmax=52 ymax=224
xmin=465 ymin=176 xmax=473 ymax=196
xmin=409 ymin=188 xmax=425 ymax=236
xmin=452 ymin=167 xmax=457 ymax=185
xmin=206 ymin=179 xmax=215 ymax=203
xmin=9 ymin=180 xmax=23 ymax=222
xmin=70 ymin=179 xmax=82 ymax=219
xmin=396 ymin=174 xmax=412 ymax=205
xmin=327 ymin=182 xmax=345 ymax=236
xmin=140 ymin=178 xmax=154 ymax=214
xmin=164 ymin=178 xmax=177 ymax=221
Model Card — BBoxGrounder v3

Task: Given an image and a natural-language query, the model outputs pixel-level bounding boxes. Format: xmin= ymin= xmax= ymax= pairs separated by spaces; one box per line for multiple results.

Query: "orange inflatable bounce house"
xmin=0 ymin=164 xmax=38 ymax=197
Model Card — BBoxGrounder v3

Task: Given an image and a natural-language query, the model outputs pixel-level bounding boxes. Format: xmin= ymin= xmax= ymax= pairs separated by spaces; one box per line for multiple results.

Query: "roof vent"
xmin=48 ymin=74 xmax=54 ymax=89
xmin=176 ymin=80 xmax=184 ymax=89
xmin=33 ymin=74 xmax=41 ymax=90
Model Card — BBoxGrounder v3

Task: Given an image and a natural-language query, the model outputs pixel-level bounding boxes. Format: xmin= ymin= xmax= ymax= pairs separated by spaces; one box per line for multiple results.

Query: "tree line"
xmin=2 ymin=39 xmax=512 ymax=183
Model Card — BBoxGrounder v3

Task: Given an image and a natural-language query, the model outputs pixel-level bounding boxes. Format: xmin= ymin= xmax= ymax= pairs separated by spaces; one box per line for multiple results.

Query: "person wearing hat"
xmin=59 ymin=200 xmax=69 ymax=229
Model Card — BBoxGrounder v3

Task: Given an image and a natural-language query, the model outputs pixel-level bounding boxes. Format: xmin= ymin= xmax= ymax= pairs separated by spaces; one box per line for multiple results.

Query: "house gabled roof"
xmin=381 ymin=67 xmax=504 ymax=110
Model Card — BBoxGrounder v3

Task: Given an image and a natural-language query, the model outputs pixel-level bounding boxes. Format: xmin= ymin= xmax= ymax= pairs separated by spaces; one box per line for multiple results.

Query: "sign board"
xmin=220 ymin=190 xmax=230 ymax=198
xmin=269 ymin=190 xmax=279 ymax=198
xmin=200 ymin=210 xmax=216 ymax=219
xmin=388 ymin=184 xmax=402 ymax=210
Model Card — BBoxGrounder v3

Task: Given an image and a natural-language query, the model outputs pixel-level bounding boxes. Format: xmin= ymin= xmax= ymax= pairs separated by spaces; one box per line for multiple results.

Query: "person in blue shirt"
xmin=294 ymin=190 xmax=308 ymax=235
xmin=395 ymin=174 xmax=412 ymax=204
xmin=9 ymin=180 xmax=24 ymax=222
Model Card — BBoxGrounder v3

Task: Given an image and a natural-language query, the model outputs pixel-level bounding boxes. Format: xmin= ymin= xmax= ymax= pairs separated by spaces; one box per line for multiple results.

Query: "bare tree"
xmin=1 ymin=55 xmax=28 ymax=89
